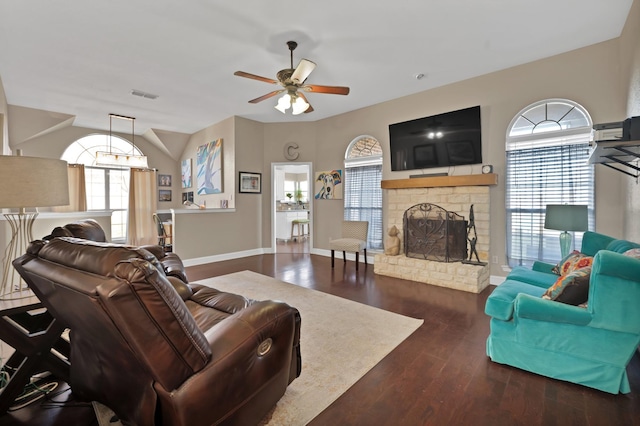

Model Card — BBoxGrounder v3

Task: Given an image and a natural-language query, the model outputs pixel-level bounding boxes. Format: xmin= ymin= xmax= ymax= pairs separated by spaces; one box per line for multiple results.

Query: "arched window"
xmin=505 ymin=99 xmax=594 ymax=267
xmin=344 ymin=135 xmax=383 ymax=250
xmin=61 ymin=134 xmax=144 ymax=242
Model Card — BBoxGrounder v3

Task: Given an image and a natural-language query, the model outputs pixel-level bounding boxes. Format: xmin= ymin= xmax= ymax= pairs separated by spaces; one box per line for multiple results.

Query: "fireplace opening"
xmin=403 ymin=203 xmax=468 ymax=262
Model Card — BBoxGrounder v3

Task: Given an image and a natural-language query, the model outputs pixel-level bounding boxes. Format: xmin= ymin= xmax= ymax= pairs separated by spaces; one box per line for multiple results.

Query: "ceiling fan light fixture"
xmin=275 ymin=93 xmax=292 ymax=113
xmin=291 ymin=96 xmax=309 ymax=115
xmin=235 ymin=40 xmax=349 ymax=115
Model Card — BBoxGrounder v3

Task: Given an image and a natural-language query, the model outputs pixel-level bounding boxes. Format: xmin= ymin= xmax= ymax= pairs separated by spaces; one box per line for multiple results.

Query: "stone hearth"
xmin=374 ymin=174 xmax=495 ymax=293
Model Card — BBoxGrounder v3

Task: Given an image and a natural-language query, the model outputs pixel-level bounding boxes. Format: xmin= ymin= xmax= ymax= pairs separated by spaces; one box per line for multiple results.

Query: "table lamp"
xmin=544 ymin=204 xmax=588 ymax=259
xmin=0 ymin=153 xmax=69 ymax=299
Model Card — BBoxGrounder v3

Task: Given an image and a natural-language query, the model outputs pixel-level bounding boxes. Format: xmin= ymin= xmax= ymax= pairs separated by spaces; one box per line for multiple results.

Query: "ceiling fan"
xmin=234 ymin=41 xmax=350 ymax=115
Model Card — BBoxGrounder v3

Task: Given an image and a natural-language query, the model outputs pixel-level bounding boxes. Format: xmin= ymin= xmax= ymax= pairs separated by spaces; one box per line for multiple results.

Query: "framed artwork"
xmin=181 ymin=191 xmax=194 ymax=203
xmin=159 ymin=189 xmax=172 ymax=202
xmin=197 ymin=138 xmax=223 ymax=194
xmin=181 ymin=159 xmax=192 ymax=188
xmin=314 ymin=169 xmax=343 ymax=199
xmin=239 ymin=171 xmax=261 ymax=194
xmin=158 ymin=174 xmax=172 ymax=187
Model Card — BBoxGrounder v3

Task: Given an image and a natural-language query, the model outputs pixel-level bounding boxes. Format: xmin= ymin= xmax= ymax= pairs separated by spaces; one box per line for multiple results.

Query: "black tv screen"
xmin=389 ymin=106 xmax=482 ymax=171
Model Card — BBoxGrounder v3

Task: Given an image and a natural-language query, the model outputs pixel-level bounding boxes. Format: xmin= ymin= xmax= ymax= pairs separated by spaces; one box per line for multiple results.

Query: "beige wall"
xmin=175 ymin=116 xmax=268 ymax=258
xmin=0 ymin=76 xmax=7 ymax=155
xmin=181 ymin=115 xmax=236 ymax=210
xmin=621 ymin=0 xmax=640 ymax=240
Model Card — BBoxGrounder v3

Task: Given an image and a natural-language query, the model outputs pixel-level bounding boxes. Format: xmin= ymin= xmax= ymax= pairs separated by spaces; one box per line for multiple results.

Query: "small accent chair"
xmin=153 ymin=213 xmax=172 ymax=252
xmin=329 ymin=221 xmax=369 ymax=270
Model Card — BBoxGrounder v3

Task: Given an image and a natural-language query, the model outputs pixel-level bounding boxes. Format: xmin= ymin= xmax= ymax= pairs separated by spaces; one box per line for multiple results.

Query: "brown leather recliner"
xmin=45 ymin=218 xmax=188 ymax=283
xmin=13 ymin=237 xmax=301 ymax=426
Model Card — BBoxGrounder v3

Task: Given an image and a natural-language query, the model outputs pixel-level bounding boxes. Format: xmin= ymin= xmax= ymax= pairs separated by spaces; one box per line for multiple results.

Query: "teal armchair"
xmin=486 ymin=233 xmax=640 ymax=394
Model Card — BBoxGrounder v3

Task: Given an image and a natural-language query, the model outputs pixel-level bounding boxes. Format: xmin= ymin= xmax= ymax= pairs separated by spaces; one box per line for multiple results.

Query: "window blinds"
xmin=505 ymin=143 xmax=594 ymax=267
xmin=344 ymin=164 xmax=383 ymax=250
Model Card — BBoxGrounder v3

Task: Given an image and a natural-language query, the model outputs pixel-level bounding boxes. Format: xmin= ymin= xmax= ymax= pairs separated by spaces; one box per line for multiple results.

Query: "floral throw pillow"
xmin=623 ymin=248 xmax=640 ymax=260
xmin=552 ymin=251 xmax=593 ymax=276
xmin=542 ymin=267 xmax=591 ymax=305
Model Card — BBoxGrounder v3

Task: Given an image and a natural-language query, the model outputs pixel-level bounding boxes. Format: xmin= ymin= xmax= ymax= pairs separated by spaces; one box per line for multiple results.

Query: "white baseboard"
xmin=490 ymin=275 xmax=508 ymax=286
xmin=183 ymin=247 xmax=375 ymax=267
xmin=182 ymin=248 xmax=266 ymax=267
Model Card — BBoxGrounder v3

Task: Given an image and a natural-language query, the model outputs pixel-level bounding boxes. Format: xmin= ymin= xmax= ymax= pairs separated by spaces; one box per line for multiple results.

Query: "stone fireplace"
xmin=404 ymin=203 xmax=468 ymax=262
xmin=374 ymin=174 xmax=495 ymax=293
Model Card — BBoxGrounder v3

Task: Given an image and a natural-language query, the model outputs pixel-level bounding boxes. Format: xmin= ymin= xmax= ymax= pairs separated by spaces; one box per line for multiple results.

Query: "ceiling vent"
xmin=131 ymin=89 xmax=159 ymax=100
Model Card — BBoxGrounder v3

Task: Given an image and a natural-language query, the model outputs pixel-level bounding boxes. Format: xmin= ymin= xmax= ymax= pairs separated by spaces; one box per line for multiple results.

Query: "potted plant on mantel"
xmin=295 ymin=189 xmax=303 ymax=204
xmin=286 ymin=193 xmax=293 ymax=203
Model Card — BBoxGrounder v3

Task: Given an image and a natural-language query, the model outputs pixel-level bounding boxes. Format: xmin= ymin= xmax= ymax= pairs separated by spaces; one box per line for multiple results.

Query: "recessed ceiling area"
xmin=0 ymin=1 xmax=634 ymax=135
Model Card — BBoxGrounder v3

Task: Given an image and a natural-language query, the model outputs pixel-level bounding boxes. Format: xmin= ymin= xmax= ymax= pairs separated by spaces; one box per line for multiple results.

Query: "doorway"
xmin=271 ymin=162 xmax=312 ymax=253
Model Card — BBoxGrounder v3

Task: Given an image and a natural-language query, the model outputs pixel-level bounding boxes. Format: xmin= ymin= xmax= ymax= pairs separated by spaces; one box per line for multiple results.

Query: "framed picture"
xmin=158 ymin=174 xmax=172 ymax=187
xmin=239 ymin=171 xmax=261 ymax=194
xmin=181 ymin=159 xmax=192 ymax=188
xmin=314 ymin=169 xmax=343 ymax=200
xmin=159 ymin=189 xmax=172 ymax=202
xmin=181 ymin=191 xmax=194 ymax=203
xmin=197 ymin=139 xmax=223 ymax=194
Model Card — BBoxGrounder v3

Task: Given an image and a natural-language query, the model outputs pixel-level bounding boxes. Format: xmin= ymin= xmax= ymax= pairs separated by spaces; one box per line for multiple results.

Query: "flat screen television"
xmin=389 ymin=106 xmax=482 ymax=172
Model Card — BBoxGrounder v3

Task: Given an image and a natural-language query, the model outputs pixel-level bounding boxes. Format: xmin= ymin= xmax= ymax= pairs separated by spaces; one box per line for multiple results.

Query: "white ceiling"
xmin=0 ymin=1 xmax=634 ymax=136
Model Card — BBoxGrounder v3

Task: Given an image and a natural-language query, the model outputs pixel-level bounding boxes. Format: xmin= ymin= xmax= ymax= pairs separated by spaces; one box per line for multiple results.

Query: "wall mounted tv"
xmin=389 ymin=105 xmax=482 ymax=172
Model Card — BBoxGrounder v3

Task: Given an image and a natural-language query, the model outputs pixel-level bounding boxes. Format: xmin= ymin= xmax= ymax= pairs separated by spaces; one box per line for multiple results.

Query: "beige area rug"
xmin=94 ymin=270 xmax=423 ymax=426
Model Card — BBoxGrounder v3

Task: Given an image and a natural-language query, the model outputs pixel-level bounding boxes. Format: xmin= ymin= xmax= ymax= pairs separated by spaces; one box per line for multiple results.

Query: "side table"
xmin=0 ymin=292 xmax=70 ymax=413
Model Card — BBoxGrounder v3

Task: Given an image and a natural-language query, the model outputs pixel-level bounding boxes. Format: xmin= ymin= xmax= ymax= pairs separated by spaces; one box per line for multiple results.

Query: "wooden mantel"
xmin=381 ymin=173 xmax=498 ymax=189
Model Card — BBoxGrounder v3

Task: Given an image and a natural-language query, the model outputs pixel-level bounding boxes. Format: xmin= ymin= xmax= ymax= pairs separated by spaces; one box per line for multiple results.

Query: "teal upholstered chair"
xmin=486 ymin=232 xmax=640 ymax=394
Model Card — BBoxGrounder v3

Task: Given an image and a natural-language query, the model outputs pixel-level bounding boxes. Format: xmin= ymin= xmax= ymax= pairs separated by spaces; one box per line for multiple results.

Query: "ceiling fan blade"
xmin=303 ymin=84 xmax=350 ymax=95
xmin=290 ymin=59 xmax=316 ymax=84
xmin=297 ymin=93 xmax=314 ymax=113
xmin=234 ymin=71 xmax=278 ymax=85
xmin=248 ymin=90 xmax=284 ymax=104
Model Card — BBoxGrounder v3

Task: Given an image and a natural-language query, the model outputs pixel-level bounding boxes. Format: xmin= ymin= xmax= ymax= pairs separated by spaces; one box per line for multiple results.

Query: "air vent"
xmin=130 ymin=89 xmax=159 ymax=100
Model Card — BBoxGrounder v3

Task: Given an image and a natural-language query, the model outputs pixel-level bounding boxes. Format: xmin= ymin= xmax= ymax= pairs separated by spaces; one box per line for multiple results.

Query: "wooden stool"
xmin=291 ymin=219 xmax=310 ymax=241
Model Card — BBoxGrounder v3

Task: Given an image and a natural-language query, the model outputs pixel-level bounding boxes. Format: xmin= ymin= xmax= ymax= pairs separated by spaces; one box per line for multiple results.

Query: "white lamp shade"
xmin=291 ymin=96 xmax=309 ymax=115
xmin=275 ymin=94 xmax=292 ymax=113
xmin=544 ymin=204 xmax=588 ymax=232
xmin=0 ymin=155 xmax=70 ymax=208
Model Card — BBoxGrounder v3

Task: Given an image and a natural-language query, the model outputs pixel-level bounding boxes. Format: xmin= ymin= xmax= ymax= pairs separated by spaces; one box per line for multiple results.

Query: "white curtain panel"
xmin=51 ymin=164 xmax=87 ymax=212
xmin=127 ymin=168 xmax=158 ymax=246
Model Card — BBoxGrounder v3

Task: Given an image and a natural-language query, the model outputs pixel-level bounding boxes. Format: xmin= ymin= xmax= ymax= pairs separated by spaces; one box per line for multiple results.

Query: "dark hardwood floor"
xmin=1 ymin=252 xmax=639 ymax=425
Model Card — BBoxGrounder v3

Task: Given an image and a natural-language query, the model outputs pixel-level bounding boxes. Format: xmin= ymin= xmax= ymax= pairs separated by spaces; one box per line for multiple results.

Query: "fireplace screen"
xmin=403 ymin=203 xmax=468 ymax=262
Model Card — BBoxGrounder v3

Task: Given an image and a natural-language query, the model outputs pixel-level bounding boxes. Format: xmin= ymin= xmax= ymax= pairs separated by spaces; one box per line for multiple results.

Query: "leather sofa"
xmin=485 ymin=231 xmax=640 ymax=394
xmin=15 ymin=235 xmax=302 ymax=425
xmin=45 ymin=218 xmax=188 ymax=283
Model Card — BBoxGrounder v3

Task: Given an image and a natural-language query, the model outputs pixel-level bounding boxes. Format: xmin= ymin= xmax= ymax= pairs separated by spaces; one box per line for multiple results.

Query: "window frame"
xmin=344 ymin=135 xmax=383 ymax=251
xmin=505 ymin=99 xmax=595 ymax=267
xmin=61 ymin=134 xmax=143 ymax=243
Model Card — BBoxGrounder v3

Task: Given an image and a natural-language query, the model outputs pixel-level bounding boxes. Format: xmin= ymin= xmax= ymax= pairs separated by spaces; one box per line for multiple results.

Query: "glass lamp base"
xmin=559 ymin=231 xmax=572 ymax=259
